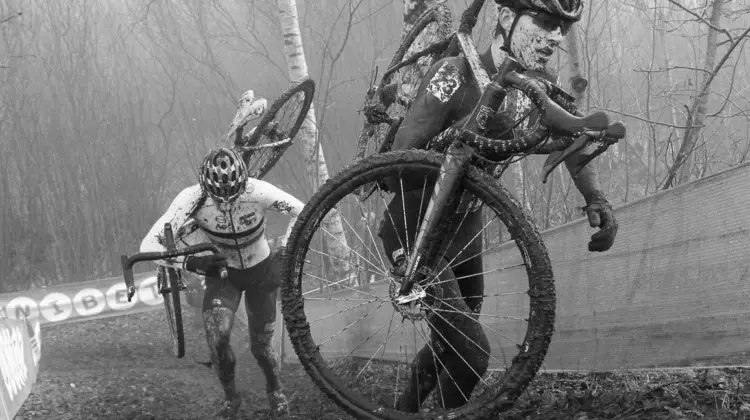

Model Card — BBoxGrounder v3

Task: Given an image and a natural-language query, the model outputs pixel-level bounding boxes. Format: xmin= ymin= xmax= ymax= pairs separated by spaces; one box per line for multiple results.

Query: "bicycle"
xmin=120 ymin=78 xmax=315 ymax=358
xmin=279 ymin=1 xmax=625 ymax=419
xmin=121 ymin=223 xmax=227 ymax=358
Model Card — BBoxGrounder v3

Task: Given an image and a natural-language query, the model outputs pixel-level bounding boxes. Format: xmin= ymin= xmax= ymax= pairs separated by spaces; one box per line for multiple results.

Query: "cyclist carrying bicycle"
xmin=379 ymin=0 xmax=618 ymax=412
xmin=140 ymin=146 xmax=304 ymax=419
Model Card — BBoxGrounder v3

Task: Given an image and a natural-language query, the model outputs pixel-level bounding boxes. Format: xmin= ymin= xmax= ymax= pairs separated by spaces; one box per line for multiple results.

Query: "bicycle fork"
xmin=396 ymin=141 xmax=474 ymax=302
xmin=397 ymin=65 xmax=510 ymax=302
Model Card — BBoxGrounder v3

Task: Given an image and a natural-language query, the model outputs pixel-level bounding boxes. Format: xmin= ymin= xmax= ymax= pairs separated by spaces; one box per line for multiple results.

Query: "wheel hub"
xmin=388 ymin=274 xmax=428 ymax=321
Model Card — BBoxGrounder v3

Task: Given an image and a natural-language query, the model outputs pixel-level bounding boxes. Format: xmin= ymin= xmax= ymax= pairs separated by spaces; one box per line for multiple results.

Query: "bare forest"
xmin=1 ymin=0 xmax=749 ymax=292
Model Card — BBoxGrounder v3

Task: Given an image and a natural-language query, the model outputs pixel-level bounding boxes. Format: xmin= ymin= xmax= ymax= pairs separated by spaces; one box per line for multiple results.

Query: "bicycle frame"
xmin=395 ymin=0 xmax=622 ymax=300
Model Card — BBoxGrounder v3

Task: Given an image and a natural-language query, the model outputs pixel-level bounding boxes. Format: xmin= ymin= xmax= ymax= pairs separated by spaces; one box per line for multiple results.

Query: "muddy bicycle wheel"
xmin=355 ymin=4 xmax=452 ymax=161
xmin=280 ymin=150 xmax=556 ymax=419
xmin=237 ymin=77 xmax=315 ymax=179
xmin=159 ymin=265 xmax=186 ymax=358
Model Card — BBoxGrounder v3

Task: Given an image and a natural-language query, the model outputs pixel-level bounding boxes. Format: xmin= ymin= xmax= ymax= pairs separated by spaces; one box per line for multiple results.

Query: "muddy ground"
xmin=14 ymin=309 xmax=750 ymax=420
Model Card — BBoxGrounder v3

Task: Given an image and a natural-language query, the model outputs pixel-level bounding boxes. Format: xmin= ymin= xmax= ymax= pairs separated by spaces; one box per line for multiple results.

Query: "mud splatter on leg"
xmin=203 ymin=307 xmax=238 ymax=399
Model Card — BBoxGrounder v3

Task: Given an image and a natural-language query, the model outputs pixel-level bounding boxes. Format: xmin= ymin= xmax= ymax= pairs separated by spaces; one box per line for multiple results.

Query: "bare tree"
xmin=277 ymin=0 xmax=353 ymax=286
xmin=662 ymin=0 xmax=750 ymax=188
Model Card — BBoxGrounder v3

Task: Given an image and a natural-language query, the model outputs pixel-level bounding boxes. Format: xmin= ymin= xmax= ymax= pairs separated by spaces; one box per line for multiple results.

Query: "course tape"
xmin=0 ymin=273 xmax=162 ymax=326
xmin=0 ymin=317 xmax=40 ymax=420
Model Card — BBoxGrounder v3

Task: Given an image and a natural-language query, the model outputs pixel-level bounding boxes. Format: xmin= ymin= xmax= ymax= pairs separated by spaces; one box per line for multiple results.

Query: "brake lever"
xmin=541 ymin=135 xmax=590 ymax=183
xmin=572 ymin=133 xmax=622 ymax=177
xmin=541 ymin=121 xmax=627 ymax=183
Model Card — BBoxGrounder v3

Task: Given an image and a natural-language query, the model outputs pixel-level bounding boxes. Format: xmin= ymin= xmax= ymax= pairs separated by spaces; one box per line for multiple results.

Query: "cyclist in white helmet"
xmin=140 ymin=146 xmax=304 ymax=419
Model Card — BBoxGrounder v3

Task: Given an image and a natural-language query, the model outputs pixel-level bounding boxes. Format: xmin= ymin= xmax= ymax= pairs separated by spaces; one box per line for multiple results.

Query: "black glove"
xmin=184 ymin=254 xmax=228 ymax=277
xmin=583 ymin=191 xmax=617 ymax=252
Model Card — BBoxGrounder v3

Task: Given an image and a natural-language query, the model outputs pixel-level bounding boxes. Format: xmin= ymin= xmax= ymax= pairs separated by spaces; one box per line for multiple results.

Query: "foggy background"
xmin=2 ymin=0 xmax=749 ymax=292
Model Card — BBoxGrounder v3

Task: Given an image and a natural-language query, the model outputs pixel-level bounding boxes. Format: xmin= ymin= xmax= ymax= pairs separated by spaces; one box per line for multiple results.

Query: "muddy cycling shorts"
xmin=202 ymin=254 xmax=280 ymax=314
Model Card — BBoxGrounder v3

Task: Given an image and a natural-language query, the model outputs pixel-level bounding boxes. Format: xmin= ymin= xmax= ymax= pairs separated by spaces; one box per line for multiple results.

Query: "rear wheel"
xmin=236 ymin=77 xmax=316 ymax=179
xmin=280 ymin=150 xmax=556 ymax=419
xmin=355 ymin=4 xmax=453 ymax=162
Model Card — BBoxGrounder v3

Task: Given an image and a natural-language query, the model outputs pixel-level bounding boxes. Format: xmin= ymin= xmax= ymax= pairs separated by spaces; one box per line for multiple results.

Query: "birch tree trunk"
xmin=277 ymin=0 xmax=352 ymax=287
xmin=564 ymin=23 xmax=587 ymax=108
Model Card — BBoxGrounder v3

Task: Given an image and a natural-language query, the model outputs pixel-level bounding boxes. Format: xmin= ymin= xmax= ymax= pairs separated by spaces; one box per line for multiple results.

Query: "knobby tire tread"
xmin=280 ymin=150 xmax=556 ymax=420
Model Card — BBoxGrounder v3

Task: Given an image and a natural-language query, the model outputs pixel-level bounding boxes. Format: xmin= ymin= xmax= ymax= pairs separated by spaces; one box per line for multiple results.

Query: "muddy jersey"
xmin=386 ymin=47 xmax=601 ymax=198
xmin=140 ymin=179 xmax=304 ymax=270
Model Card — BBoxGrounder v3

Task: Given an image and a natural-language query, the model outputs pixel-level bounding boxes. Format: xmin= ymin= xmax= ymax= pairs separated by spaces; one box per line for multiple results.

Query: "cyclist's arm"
xmin=390 ymin=57 xmax=469 ymax=152
xmin=564 ymin=147 xmax=604 ymax=199
xmin=539 ymin=73 xmax=605 ymax=201
xmin=139 ymin=184 xmax=204 ymax=269
xmin=255 ymin=181 xmax=305 ymax=247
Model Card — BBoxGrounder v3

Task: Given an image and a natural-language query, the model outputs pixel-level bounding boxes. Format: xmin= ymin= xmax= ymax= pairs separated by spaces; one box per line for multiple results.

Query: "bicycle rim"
xmin=281 ymin=150 xmax=555 ymax=420
xmin=355 ymin=4 xmax=452 ymax=161
xmin=241 ymin=77 xmax=315 ymax=179
xmin=162 ymin=266 xmax=185 ymax=358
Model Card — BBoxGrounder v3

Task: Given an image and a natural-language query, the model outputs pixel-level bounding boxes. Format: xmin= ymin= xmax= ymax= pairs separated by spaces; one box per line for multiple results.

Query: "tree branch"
xmin=634 ymin=65 xmax=711 ymax=74
xmin=591 ymin=106 xmax=703 ymax=129
xmin=667 ymin=0 xmax=733 ymax=43
xmin=0 ymin=11 xmax=22 ymax=25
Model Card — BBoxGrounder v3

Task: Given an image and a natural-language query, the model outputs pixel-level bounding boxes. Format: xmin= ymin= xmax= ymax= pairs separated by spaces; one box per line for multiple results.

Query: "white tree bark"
xmin=277 ymin=0 xmax=352 ymax=287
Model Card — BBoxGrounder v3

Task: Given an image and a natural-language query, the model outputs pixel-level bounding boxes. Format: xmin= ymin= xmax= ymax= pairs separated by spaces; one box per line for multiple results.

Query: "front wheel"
xmin=159 ymin=266 xmax=186 ymax=358
xmin=280 ymin=150 xmax=556 ymax=419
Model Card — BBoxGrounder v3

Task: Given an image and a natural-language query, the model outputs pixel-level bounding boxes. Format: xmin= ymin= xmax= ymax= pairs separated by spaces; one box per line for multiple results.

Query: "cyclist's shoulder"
xmin=243 ymin=178 xmax=290 ymax=200
xmin=427 ymin=56 xmax=472 ymax=82
xmin=421 ymin=56 xmax=475 ymax=105
xmin=170 ymin=184 xmax=206 ymax=214
xmin=175 ymin=184 xmax=203 ymax=201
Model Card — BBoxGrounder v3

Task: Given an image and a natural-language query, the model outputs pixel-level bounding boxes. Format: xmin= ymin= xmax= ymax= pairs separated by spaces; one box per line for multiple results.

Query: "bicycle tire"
xmin=355 ymin=4 xmax=452 ymax=162
xmin=238 ymin=77 xmax=315 ymax=179
xmin=158 ymin=266 xmax=186 ymax=358
xmin=280 ymin=150 xmax=556 ymax=420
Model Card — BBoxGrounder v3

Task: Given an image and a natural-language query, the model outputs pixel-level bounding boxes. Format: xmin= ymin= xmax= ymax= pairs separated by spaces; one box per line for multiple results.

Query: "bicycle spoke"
xmin=422 ymin=310 xmax=492 ymax=390
xmin=354 ymin=310 xmax=402 ymax=379
xmin=309 ymin=244 xmax=387 ymax=277
xmin=419 ymin=320 xmax=446 ymax=410
xmin=302 ymin=272 xmax=390 ymax=295
xmin=376 ymin=182 xmax=408 ymax=259
xmin=425 ymin=264 xmax=526 ymax=289
xmin=338 ymin=207 xmax=389 ymax=275
xmin=302 ymin=272 xmax=387 ymax=301
xmin=319 ymin=228 xmax=389 ymax=278
xmin=329 ymin=306 xmax=400 ymax=370
xmin=307 ymin=298 xmax=381 ymax=325
xmin=424 ymin=302 xmax=509 ymax=369
xmin=303 ymin=252 xmax=377 ymax=278
xmin=428 ymin=214 xmax=500 ymax=287
xmin=305 ymin=296 xmax=384 ymax=302
xmin=355 ymin=201 xmax=389 ymax=273
xmin=448 ymin=242 xmax=515 ymax=270
xmin=415 ymin=316 xmax=473 ymax=404
xmin=319 ymin=300 xmax=388 ymax=347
